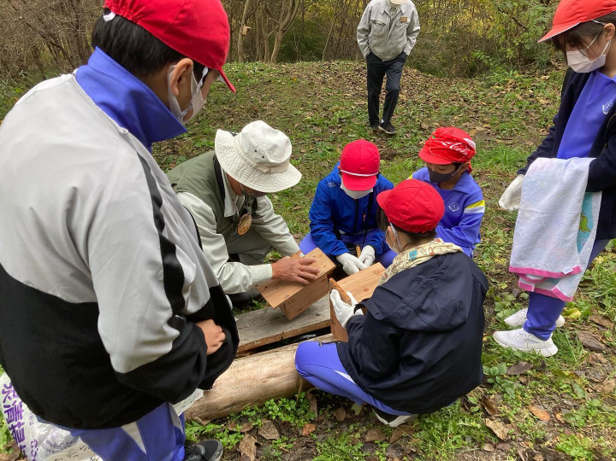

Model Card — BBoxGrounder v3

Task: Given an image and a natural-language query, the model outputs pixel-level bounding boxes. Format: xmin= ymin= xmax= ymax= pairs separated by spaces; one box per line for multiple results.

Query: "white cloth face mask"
xmin=567 ymin=33 xmax=612 ymax=74
xmin=167 ymin=65 xmax=209 ymax=124
xmin=387 ymin=224 xmax=403 ymax=254
xmin=340 ymin=182 xmax=372 ymax=200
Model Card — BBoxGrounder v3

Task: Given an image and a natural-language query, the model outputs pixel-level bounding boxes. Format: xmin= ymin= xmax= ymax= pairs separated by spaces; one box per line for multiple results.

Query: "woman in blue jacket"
xmin=295 ymin=180 xmax=488 ymax=427
xmin=496 ymin=0 xmax=616 ymax=356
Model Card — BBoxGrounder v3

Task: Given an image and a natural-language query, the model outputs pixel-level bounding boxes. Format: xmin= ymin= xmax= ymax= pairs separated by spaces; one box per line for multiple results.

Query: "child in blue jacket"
xmin=411 ymin=127 xmax=484 ymax=257
xmin=300 ymin=140 xmax=395 ymax=273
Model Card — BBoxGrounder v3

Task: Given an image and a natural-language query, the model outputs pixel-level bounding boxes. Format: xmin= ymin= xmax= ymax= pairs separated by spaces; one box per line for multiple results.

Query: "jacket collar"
xmin=379 ymin=0 xmax=409 ymax=15
xmin=75 ymin=48 xmax=186 ymax=152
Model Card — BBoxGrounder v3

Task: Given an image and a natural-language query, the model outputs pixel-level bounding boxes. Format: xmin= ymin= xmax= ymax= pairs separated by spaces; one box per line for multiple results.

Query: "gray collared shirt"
xmin=357 ymin=0 xmax=420 ymax=61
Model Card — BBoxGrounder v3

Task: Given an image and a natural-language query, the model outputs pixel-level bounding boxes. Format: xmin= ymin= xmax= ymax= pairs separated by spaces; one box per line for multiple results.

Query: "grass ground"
xmin=1 ymin=62 xmax=615 ymax=460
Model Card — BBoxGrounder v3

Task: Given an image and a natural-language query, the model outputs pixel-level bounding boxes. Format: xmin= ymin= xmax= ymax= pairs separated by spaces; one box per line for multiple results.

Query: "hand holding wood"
xmin=330 ymin=289 xmax=361 ymax=328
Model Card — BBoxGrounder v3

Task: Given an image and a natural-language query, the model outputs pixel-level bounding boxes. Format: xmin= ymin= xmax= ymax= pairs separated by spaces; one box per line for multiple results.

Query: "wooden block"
xmin=236 ymin=296 xmax=330 ymax=353
xmin=256 ymin=248 xmax=336 ymax=320
xmin=329 ymin=263 xmax=385 ymax=342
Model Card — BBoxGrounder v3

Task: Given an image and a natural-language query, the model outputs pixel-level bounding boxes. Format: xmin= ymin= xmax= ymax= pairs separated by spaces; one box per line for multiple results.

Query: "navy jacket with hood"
xmin=520 ymin=69 xmax=616 ymax=240
xmin=308 ymin=165 xmax=394 ymax=257
xmin=337 ymin=252 xmax=488 ymax=414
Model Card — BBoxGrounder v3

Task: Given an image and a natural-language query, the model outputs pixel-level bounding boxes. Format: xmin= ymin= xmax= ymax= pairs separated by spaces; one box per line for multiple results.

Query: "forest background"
xmin=0 ymin=0 xmax=557 ymax=82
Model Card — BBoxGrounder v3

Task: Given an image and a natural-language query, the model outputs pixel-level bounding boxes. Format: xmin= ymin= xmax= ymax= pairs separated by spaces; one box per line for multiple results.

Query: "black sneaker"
xmin=378 ymin=122 xmax=396 ymax=135
xmin=369 ymin=123 xmax=380 ymax=131
xmin=373 ymin=407 xmax=417 ymax=428
xmin=184 ymin=440 xmax=223 ymax=461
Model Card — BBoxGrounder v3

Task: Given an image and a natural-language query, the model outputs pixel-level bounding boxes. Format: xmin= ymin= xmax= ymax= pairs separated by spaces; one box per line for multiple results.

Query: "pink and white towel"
xmin=509 ymin=157 xmax=601 ymax=302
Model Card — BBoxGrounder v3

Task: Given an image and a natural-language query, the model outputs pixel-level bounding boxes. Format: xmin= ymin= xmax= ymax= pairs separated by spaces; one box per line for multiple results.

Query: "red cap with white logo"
xmin=339 ymin=139 xmax=381 ymax=191
xmin=418 ymin=127 xmax=477 ymax=166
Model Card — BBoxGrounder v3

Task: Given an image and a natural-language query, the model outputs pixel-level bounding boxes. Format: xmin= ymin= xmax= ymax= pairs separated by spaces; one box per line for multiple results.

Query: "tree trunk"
xmin=237 ymin=0 xmax=252 ymax=63
xmin=321 ymin=0 xmax=343 ymax=61
xmin=185 ymin=335 xmax=333 ymax=421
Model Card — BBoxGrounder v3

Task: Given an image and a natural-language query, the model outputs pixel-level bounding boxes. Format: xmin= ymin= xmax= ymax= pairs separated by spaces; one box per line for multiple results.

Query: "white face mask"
xmin=567 ymin=34 xmax=612 ymax=74
xmin=340 ymin=182 xmax=372 ymax=200
xmin=167 ymin=65 xmax=209 ymax=124
xmin=388 ymin=0 xmax=403 ymax=8
xmin=387 ymin=224 xmax=403 ymax=254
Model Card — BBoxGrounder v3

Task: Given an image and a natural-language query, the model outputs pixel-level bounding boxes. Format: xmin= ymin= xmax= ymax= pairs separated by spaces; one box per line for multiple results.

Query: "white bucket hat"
xmin=215 ymin=121 xmax=301 ymax=193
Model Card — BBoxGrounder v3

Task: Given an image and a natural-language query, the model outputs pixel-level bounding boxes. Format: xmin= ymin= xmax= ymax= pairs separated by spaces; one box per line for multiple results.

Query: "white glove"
xmin=336 ymin=253 xmax=367 ymax=275
xmin=358 ymin=245 xmax=376 ymax=267
xmin=499 ymin=174 xmax=524 ymax=211
xmin=330 ymin=289 xmax=362 ymax=328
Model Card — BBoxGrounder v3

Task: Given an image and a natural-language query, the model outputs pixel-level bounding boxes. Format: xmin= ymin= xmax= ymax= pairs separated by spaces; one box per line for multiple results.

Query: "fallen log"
xmin=186 ymin=334 xmax=334 ymax=421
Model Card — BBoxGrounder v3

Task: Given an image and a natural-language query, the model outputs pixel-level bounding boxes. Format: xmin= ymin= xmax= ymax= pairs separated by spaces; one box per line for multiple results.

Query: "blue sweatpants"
xmin=524 ymin=239 xmax=610 ymax=340
xmin=66 ymin=403 xmax=186 ymax=461
xmin=299 ymin=232 xmax=396 ymax=268
xmin=295 ymin=341 xmax=410 ymax=416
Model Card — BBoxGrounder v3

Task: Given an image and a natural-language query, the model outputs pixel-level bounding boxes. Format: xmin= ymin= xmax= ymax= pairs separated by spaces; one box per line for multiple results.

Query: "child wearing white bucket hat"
xmin=167 ymin=121 xmax=320 ymax=304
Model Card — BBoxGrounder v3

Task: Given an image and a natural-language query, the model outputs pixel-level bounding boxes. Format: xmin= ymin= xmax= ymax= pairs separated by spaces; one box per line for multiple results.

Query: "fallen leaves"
xmin=589 ymin=314 xmax=614 ymax=330
xmin=482 ymin=443 xmax=495 ymax=452
xmin=528 ymin=405 xmax=550 ymax=422
xmin=258 ymin=419 xmax=280 ymax=440
xmin=239 ymin=434 xmax=257 ymax=461
xmin=389 ymin=424 xmax=414 ymax=444
xmin=301 ymin=423 xmax=316 ymax=436
xmin=507 ymin=361 xmax=533 ymax=376
xmin=485 ymin=419 xmax=510 ymax=441
xmin=333 ymin=407 xmax=347 ymax=422
xmin=351 ymin=403 xmax=363 ymax=415
xmin=306 ymin=392 xmax=318 ymax=419
xmin=480 ymin=395 xmax=499 ymax=416
xmin=364 ymin=428 xmax=386 ymax=442
xmin=593 ymin=379 xmax=616 ymax=394
xmin=577 ymin=331 xmax=607 ymax=352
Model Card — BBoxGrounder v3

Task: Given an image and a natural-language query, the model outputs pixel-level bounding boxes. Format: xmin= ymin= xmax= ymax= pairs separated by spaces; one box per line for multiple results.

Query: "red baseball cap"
xmin=418 ymin=127 xmax=476 ymax=166
xmin=377 ymin=180 xmax=444 ymax=233
xmin=539 ymin=0 xmax=616 ymax=42
xmin=339 ymin=139 xmax=380 ymax=191
xmin=104 ymin=0 xmax=236 ymax=92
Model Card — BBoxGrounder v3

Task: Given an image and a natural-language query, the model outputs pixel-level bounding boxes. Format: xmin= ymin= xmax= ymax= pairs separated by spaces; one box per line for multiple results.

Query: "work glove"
xmin=358 ymin=245 xmax=376 ymax=267
xmin=336 ymin=253 xmax=367 ymax=275
xmin=330 ymin=289 xmax=362 ymax=328
xmin=499 ymin=174 xmax=524 ymax=211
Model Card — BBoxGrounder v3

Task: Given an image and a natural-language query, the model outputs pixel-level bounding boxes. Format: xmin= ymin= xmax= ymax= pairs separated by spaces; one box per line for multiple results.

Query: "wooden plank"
xmin=336 ymin=263 xmax=385 ymax=303
xmin=256 ymin=248 xmax=335 ymax=308
xmin=186 ymin=334 xmax=335 ymax=421
xmin=329 ymin=263 xmax=385 ymax=342
xmin=236 ymin=296 xmax=330 ymax=353
xmin=279 ymin=274 xmax=328 ymax=320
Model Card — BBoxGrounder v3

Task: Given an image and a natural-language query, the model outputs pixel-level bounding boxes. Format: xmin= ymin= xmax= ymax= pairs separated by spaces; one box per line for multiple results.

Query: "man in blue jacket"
xmin=300 ymin=140 xmax=395 ymax=274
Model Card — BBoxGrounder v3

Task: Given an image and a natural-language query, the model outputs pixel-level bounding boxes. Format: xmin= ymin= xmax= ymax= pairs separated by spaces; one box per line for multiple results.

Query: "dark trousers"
xmin=367 ymin=51 xmax=406 ymax=126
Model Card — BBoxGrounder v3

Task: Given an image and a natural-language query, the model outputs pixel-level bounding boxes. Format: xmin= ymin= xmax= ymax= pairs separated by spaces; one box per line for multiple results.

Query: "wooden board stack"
xmin=256 ymin=248 xmax=336 ymax=320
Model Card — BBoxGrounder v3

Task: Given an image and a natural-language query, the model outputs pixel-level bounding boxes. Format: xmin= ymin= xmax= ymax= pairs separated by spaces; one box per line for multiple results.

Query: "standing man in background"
xmin=357 ymin=0 xmax=420 ymax=135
